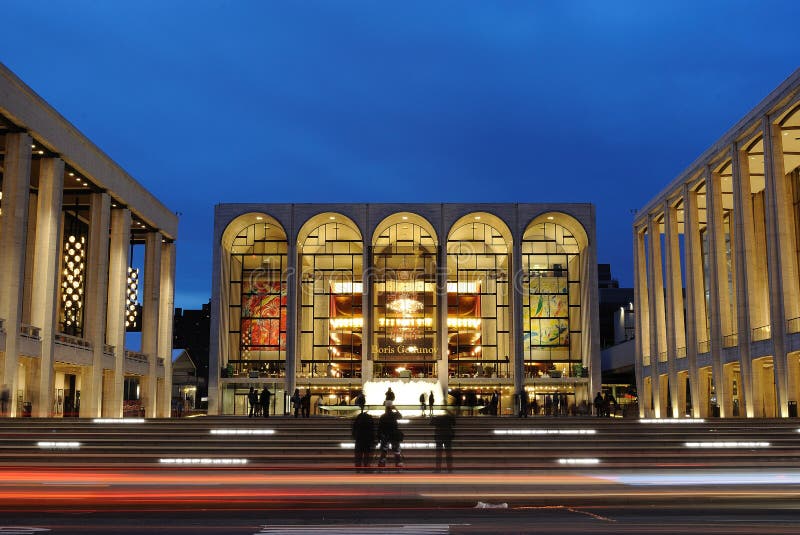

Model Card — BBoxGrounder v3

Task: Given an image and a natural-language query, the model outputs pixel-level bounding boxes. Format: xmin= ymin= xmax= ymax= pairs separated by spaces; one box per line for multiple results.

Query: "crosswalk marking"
xmin=255 ymin=524 xmax=451 ymax=534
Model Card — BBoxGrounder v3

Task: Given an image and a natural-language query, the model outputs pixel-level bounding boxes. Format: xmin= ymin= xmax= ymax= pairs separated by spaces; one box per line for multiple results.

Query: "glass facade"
xmin=299 ymin=220 xmax=363 ymax=379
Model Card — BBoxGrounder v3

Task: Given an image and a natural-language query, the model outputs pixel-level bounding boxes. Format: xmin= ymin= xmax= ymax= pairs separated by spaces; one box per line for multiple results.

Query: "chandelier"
xmin=61 ymin=221 xmax=86 ymax=333
xmin=387 ymin=297 xmax=423 ymax=314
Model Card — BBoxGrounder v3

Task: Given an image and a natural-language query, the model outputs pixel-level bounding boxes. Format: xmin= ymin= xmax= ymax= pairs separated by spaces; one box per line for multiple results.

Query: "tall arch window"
xmin=447 ymin=220 xmax=510 ymax=378
xmin=372 ymin=220 xmax=437 ymax=378
xmin=521 ymin=220 xmax=581 ymax=376
xmin=228 ymin=221 xmax=288 ymax=376
xmin=299 ymin=219 xmax=363 ymax=379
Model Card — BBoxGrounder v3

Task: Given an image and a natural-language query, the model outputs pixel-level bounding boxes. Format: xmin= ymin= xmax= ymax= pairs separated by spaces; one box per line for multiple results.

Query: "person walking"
xmin=351 ymin=410 xmax=376 ymax=473
xmin=377 ymin=405 xmax=404 ymax=470
xmin=419 ymin=392 xmax=426 ymax=416
xmin=604 ymin=391 xmax=617 ymax=417
xmin=594 ymin=392 xmax=605 ymax=417
xmin=428 ymin=391 xmax=435 ymax=417
xmin=291 ymin=388 xmax=301 ymax=418
xmin=247 ymin=387 xmax=258 ymax=418
xmin=259 ymin=386 xmax=272 ymax=418
xmin=355 ymin=391 xmax=366 ymax=413
xmin=301 ymin=388 xmax=312 ymax=418
xmin=431 ymin=408 xmax=456 ymax=472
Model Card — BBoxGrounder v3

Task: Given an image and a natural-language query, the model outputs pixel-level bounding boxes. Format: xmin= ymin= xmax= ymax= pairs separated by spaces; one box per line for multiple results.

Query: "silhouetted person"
xmin=291 ymin=388 xmax=301 ymax=418
xmin=385 ymin=387 xmax=395 ymax=407
xmin=428 ymin=391 xmax=435 ymax=416
xmin=432 ymin=409 xmax=456 ymax=472
xmin=490 ymin=391 xmax=499 ymax=416
xmin=594 ymin=392 xmax=604 ymax=417
xmin=352 ymin=410 xmax=376 ymax=472
xmin=419 ymin=392 xmax=427 ymax=416
xmin=247 ymin=387 xmax=258 ymax=418
xmin=301 ymin=388 xmax=311 ymax=418
xmin=604 ymin=391 xmax=617 ymax=417
xmin=518 ymin=389 xmax=529 ymax=417
xmin=377 ymin=405 xmax=404 ymax=469
xmin=0 ymin=385 xmax=8 ymax=417
xmin=355 ymin=391 xmax=366 ymax=413
xmin=259 ymin=386 xmax=272 ymax=418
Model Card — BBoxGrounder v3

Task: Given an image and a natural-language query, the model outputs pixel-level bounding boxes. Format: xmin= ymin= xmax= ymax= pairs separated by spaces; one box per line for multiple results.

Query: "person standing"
xmin=291 ymin=388 xmax=301 ymax=418
xmin=384 ymin=387 xmax=395 ymax=407
xmin=432 ymin=408 xmax=456 ymax=472
xmin=518 ymin=389 xmax=529 ymax=418
xmin=594 ymin=392 xmax=604 ymax=417
xmin=604 ymin=391 xmax=617 ymax=417
xmin=259 ymin=386 xmax=272 ymax=418
xmin=352 ymin=410 xmax=376 ymax=472
xmin=428 ymin=391 xmax=435 ymax=417
xmin=355 ymin=391 xmax=366 ymax=413
xmin=0 ymin=385 xmax=9 ymax=417
xmin=490 ymin=391 xmax=499 ymax=416
xmin=301 ymin=388 xmax=312 ymax=418
xmin=419 ymin=392 xmax=426 ymax=416
xmin=247 ymin=387 xmax=258 ymax=418
xmin=377 ymin=405 xmax=404 ymax=469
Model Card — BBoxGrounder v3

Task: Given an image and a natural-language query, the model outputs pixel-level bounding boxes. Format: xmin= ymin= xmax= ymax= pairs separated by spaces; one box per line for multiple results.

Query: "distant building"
xmin=598 ymin=264 xmax=635 ymax=391
xmin=171 ymin=349 xmax=199 ymax=411
xmin=634 ymin=68 xmax=800 ymax=418
xmin=173 ymin=302 xmax=210 ymax=405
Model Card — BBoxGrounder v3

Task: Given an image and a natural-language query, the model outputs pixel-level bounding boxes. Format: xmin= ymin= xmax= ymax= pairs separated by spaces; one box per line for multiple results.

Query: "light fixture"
xmin=329 ymin=216 xmax=336 ymax=220
xmin=61 ymin=203 xmax=86 ymax=335
xmin=256 ymin=216 xmax=263 ymax=220
xmin=126 ymin=239 xmax=140 ymax=329
xmin=402 ymin=216 xmax=408 ymax=220
xmin=474 ymin=216 xmax=481 ymax=220
xmin=547 ymin=216 xmax=554 ymax=220
xmin=387 ymin=297 xmax=423 ymax=314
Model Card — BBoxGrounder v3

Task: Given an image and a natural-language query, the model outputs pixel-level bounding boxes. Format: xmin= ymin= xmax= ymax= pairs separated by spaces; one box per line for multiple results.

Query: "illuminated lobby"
xmin=209 ymin=203 xmax=600 ymax=415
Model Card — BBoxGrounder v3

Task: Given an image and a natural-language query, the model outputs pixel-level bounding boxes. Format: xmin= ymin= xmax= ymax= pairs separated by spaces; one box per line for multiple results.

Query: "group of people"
xmin=418 ymin=391 xmax=435 ymax=416
xmin=247 ymin=386 xmax=273 ymax=418
xmin=290 ymin=388 xmax=312 ymax=418
xmin=352 ymin=399 xmax=456 ymax=473
xmin=593 ymin=391 xmax=618 ymax=417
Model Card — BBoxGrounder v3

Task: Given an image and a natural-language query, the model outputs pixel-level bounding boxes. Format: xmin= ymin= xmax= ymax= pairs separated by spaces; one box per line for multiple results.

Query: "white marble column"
xmin=141 ymin=230 xmax=162 ymax=419
xmin=0 ymin=133 xmax=32 ymax=417
xmin=762 ymin=119 xmax=794 ymax=416
xmin=511 ymin=236 xmax=524 ymax=396
xmin=106 ymin=208 xmax=131 ymax=417
xmin=158 ymin=240 xmax=176 ymax=417
xmin=437 ymin=245 xmax=448 ymax=393
xmin=683 ymin=185 xmax=704 ymax=418
xmin=361 ymin=245 xmax=373 ymax=383
xmin=706 ymin=169 xmax=729 ymax=417
xmin=30 ymin=158 xmax=64 ymax=417
xmin=664 ymin=199 xmax=684 ymax=417
xmin=646 ymin=216 xmax=665 ymax=417
xmin=633 ymin=226 xmax=648 ymax=417
xmin=731 ymin=145 xmax=757 ymax=417
xmin=284 ymin=242 xmax=298 ymax=396
xmin=83 ymin=192 xmax=111 ymax=418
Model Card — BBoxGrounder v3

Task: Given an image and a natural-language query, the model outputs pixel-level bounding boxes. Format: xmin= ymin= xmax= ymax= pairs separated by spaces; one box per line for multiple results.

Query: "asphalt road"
xmin=1 ymin=467 xmax=800 ymax=533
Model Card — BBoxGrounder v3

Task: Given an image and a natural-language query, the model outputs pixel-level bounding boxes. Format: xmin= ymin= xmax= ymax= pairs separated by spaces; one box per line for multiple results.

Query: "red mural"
xmin=241 ymin=280 xmax=286 ymax=350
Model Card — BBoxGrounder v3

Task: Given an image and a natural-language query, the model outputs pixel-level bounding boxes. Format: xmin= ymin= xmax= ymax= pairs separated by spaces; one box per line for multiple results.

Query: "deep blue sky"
xmin=3 ymin=1 xmax=799 ymax=309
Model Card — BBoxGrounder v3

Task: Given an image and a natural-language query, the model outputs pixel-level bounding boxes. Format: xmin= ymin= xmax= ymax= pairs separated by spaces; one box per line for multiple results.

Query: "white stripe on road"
xmin=256 ymin=525 xmax=451 ymax=534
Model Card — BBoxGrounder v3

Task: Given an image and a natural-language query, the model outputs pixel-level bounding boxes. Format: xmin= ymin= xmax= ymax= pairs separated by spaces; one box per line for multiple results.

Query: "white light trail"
xmin=493 ymin=429 xmax=596 ymax=435
xmin=159 ymin=458 xmax=248 ymax=465
xmin=92 ymin=418 xmax=145 ymax=424
xmin=340 ymin=442 xmax=436 ymax=449
xmin=557 ymin=458 xmax=600 ymax=465
xmin=210 ymin=429 xmax=275 ymax=435
xmin=36 ymin=441 xmax=81 ymax=449
xmin=640 ymin=418 xmax=706 ymax=423
xmin=685 ymin=441 xmax=770 ymax=448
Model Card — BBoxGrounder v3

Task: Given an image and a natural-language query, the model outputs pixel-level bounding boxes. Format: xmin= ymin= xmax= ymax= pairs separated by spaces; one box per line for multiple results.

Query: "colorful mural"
xmin=241 ymin=280 xmax=287 ymax=350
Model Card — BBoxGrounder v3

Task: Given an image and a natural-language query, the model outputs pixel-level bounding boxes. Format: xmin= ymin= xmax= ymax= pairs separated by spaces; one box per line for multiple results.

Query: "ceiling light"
xmin=69 ymin=172 xmax=74 ymax=176
xmin=474 ymin=216 xmax=481 ymax=220
xmin=547 ymin=216 xmax=554 ymax=220
xmin=256 ymin=216 xmax=263 ymax=220
xmin=329 ymin=216 xmax=336 ymax=220
xmin=402 ymin=216 xmax=408 ymax=220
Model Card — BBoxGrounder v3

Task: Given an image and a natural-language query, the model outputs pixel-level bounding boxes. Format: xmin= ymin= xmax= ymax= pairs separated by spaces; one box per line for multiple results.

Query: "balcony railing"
xmin=54 ymin=333 xmax=92 ymax=350
xmin=103 ymin=344 xmax=115 ymax=356
xmin=19 ymin=323 xmax=41 ymax=340
xmin=157 ymin=358 xmax=165 ymax=368
xmin=752 ymin=324 xmax=771 ymax=342
xmin=722 ymin=333 xmax=738 ymax=348
xmin=658 ymin=350 xmax=668 ymax=362
xmin=124 ymin=350 xmax=148 ymax=364
xmin=788 ymin=317 xmax=800 ymax=333
xmin=698 ymin=339 xmax=711 ymax=354
xmin=642 ymin=353 xmax=651 ymax=366
xmin=676 ymin=346 xmax=687 ymax=358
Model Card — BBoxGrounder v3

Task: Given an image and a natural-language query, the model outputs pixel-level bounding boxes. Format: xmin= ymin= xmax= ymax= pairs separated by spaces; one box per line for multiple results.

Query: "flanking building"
xmin=634 ymin=68 xmax=800 ymax=419
xmin=209 ymin=203 xmax=600 ymax=415
xmin=0 ymin=63 xmax=177 ymax=418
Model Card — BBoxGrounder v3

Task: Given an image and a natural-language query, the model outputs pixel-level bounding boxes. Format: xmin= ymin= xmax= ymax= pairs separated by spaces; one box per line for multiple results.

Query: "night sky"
xmin=3 ymin=1 xmax=799 ymax=309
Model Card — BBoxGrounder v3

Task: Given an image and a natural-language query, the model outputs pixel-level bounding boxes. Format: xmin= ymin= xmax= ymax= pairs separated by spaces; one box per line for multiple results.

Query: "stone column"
xmin=633 ymin=225 xmax=649 ymax=417
xmin=0 ymin=133 xmax=32 ymax=417
xmin=158 ymin=240 xmax=176 ymax=417
xmin=511 ymin=236 xmax=524 ymax=397
xmin=646 ymin=216 xmax=665 ymax=417
xmin=31 ymin=158 xmax=64 ymax=417
xmin=361 ymin=245 xmax=373 ymax=383
xmin=763 ymin=119 xmax=794 ymax=416
xmin=284 ymin=242 xmax=298 ymax=396
xmin=683 ymin=185 xmax=704 ymax=418
xmin=664 ymin=199 xmax=684 ymax=417
xmin=706 ymin=169 xmax=729 ymax=417
xmin=437 ymin=245 xmax=448 ymax=394
xmin=141 ymin=230 xmax=162 ymax=419
xmin=83 ymin=192 xmax=111 ymax=418
xmin=731 ymin=145 xmax=757 ymax=417
xmin=106 ymin=208 xmax=130 ymax=418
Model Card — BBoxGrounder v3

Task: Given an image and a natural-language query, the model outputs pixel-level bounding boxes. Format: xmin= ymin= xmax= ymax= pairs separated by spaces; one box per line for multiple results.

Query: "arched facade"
xmin=209 ymin=204 xmax=598 ymax=415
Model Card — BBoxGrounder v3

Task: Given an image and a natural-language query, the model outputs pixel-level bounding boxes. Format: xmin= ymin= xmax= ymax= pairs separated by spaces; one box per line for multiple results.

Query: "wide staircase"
xmin=1 ymin=414 xmax=799 ymax=471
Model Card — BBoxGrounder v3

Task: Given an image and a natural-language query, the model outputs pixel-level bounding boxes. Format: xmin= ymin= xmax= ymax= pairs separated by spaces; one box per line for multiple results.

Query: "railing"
xmin=658 ymin=350 xmax=668 ymax=362
xmin=697 ymin=339 xmax=711 ymax=354
xmin=124 ymin=350 xmax=148 ymax=364
xmin=642 ymin=353 xmax=651 ymax=366
xmin=722 ymin=333 xmax=738 ymax=348
xmin=54 ymin=332 xmax=92 ymax=350
xmin=103 ymin=344 xmax=115 ymax=356
xmin=788 ymin=317 xmax=800 ymax=333
xmin=752 ymin=324 xmax=771 ymax=342
xmin=224 ymin=360 xmax=287 ymax=378
xmin=676 ymin=346 xmax=687 ymax=358
xmin=19 ymin=323 xmax=41 ymax=340
xmin=157 ymin=358 xmax=164 ymax=367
